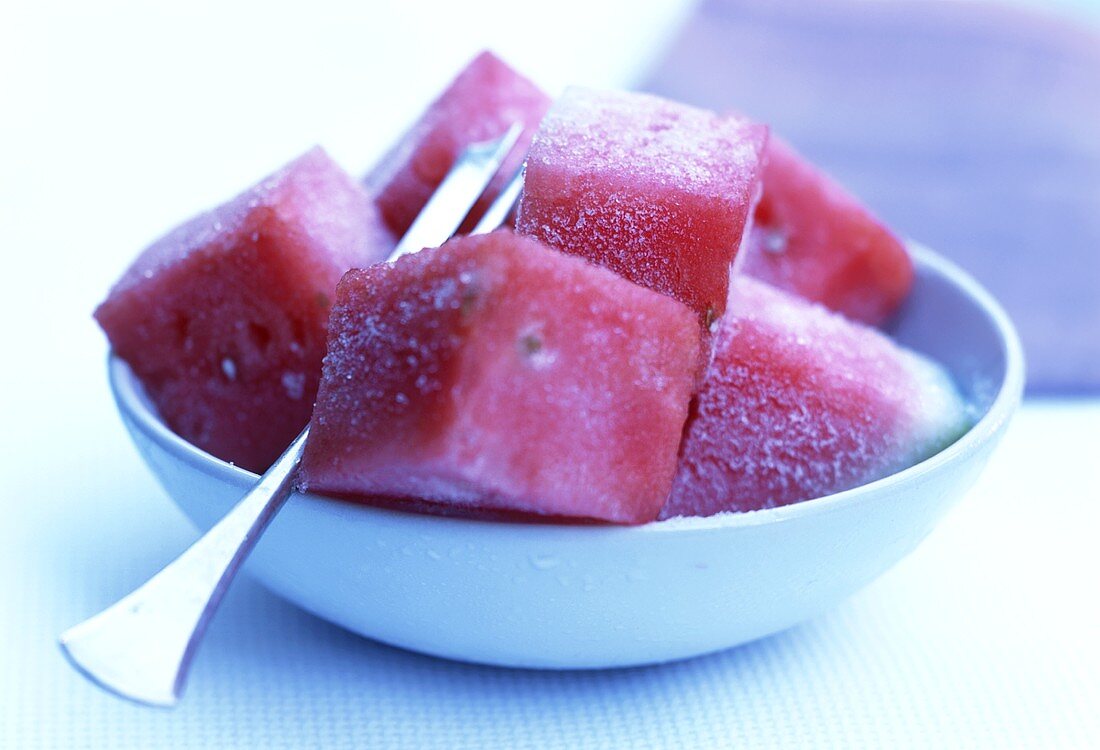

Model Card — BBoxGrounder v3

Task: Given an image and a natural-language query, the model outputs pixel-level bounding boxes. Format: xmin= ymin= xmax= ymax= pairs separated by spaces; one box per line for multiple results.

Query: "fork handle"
xmin=60 ymin=126 xmax=525 ymax=708
xmin=59 ymin=428 xmax=308 ymax=707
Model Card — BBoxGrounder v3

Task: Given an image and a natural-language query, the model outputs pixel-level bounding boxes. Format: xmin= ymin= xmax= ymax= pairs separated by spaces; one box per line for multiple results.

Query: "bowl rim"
xmin=109 ymin=242 xmax=1025 ymax=536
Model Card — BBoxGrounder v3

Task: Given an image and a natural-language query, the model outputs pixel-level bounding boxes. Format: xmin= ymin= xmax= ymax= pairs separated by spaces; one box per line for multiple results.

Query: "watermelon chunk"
xmin=365 ymin=50 xmax=550 ymax=236
xmin=742 ymin=136 xmax=914 ymax=326
xmin=660 ymin=277 xmax=969 ymax=519
xmin=298 ymin=230 xmax=700 ymax=525
xmin=96 ymin=148 xmax=395 ymax=473
xmin=515 ymin=87 xmax=767 ymax=330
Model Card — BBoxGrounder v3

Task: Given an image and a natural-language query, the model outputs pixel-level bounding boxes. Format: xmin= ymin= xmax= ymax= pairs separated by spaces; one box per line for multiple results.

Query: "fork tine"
xmin=470 ymin=167 xmax=524 ymax=236
xmin=387 ymin=122 xmax=523 ymax=262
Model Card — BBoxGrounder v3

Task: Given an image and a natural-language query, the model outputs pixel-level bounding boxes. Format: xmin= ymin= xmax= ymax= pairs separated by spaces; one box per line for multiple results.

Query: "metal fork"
xmin=59 ymin=125 xmax=525 ymax=708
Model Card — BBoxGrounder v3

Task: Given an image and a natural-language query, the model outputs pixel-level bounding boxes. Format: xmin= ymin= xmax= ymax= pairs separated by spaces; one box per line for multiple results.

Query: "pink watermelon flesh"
xmin=741 ymin=136 xmax=914 ymax=326
xmin=660 ymin=276 xmax=969 ymax=518
xmin=365 ymin=50 xmax=550 ymax=236
xmin=96 ymin=148 xmax=395 ymax=474
xmin=515 ymin=86 xmax=767 ymax=331
xmin=298 ymin=230 xmax=700 ymax=525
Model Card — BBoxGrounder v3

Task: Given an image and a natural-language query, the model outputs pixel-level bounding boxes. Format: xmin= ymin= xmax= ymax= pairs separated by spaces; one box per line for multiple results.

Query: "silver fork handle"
xmin=60 ymin=126 xmax=525 ymax=707
xmin=59 ymin=428 xmax=307 ymax=707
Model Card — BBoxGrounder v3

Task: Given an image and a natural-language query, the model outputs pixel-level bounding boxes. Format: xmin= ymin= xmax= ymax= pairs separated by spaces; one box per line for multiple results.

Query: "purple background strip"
xmin=645 ymin=0 xmax=1100 ymax=392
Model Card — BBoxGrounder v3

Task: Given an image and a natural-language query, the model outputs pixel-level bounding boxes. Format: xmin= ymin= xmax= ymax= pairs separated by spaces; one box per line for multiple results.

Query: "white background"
xmin=2 ymin=1 xmax=1098 ymax=747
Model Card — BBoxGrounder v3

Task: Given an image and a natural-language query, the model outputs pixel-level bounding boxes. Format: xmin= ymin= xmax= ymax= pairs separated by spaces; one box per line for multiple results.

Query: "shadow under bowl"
xmin=110 ymin=243 xmax=1024 ymax=669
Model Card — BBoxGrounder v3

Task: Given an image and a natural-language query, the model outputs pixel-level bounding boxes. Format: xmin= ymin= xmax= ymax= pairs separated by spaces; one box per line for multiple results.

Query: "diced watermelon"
xmin=515 ymin=87 xmax=766 ymax=330
xmin=741 ymin=136 xmax=914 ymax=326
xmin=660 ymin=277 xmax=969 ymax=518
xmin=365 ymin=50 xmax=550 ymax=236
xmin=96 ymin=148 xmax=395 ymax=473
xmin=298 ymin=230 xmax=700 ymax=525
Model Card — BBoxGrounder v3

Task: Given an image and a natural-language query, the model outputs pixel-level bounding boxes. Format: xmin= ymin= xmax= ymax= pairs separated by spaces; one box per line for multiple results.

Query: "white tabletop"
xmin=4 ymin=398 xmax=1098 ymax=748
xmin=2 ymin=2 xmax=1098 ymax=747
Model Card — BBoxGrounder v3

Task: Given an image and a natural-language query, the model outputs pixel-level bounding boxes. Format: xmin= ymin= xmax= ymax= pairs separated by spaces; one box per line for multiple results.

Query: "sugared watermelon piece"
xmin=660 ymin=276 xmax=969 ymax=519
xmin=298 ymin=230 xmax=700 ymax=525
xmin=96 ymin=148 xmax=395 ymax=473
xmin=365 ymin=50 xmax=550 ymax=236
xmin=742 ymin=136 xmax=914 ymax=326
xmin=515 ymin=87 xmax=767 ymax=330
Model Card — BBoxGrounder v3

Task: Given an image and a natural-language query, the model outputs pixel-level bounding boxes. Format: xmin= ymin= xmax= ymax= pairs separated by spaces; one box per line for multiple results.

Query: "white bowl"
xmin=110 ymin=244 xmax=1024 ymax=669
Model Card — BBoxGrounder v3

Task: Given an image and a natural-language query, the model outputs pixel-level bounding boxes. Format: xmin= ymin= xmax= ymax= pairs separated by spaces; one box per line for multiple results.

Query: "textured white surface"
xmin=2 ymin=403 xmax=1098 ymax=748
xmin=2 ymin=1 xmax=1098 ymax=747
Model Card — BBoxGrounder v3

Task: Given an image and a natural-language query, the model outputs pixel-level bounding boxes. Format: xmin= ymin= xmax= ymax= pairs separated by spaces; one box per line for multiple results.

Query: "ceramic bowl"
xmin=110 ymin=243 xmax=1024 ymax=669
